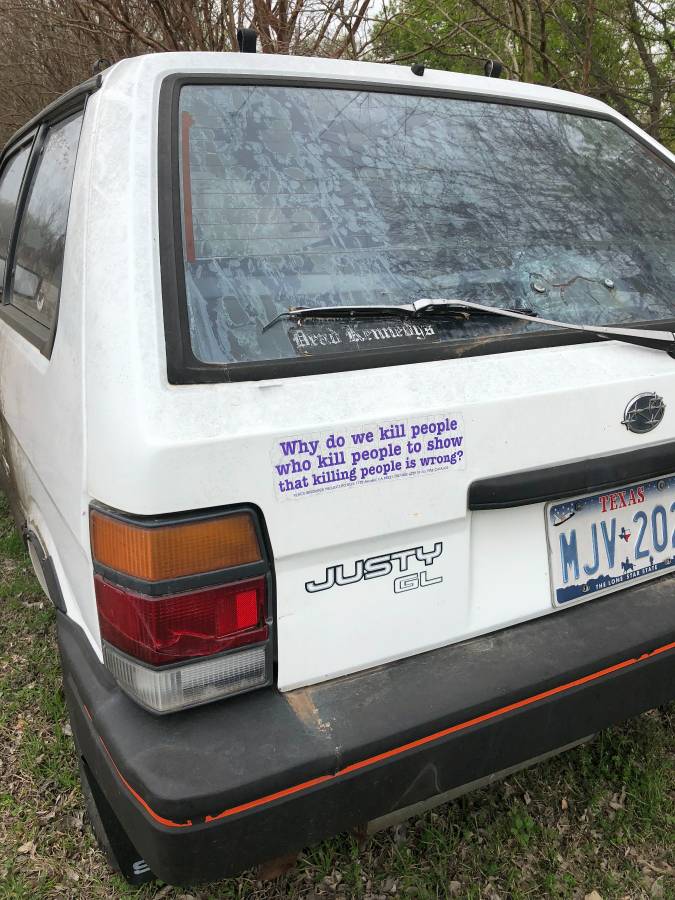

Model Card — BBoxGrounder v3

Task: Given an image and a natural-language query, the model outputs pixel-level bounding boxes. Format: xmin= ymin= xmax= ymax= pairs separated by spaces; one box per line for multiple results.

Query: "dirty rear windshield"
xmin=177 ymin=85 xmax=675 ymax=367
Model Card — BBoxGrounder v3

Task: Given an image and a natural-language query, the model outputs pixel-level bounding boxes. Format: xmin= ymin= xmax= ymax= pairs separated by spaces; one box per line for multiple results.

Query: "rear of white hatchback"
xmin=0 ymin=48 xmax=674 ymax=886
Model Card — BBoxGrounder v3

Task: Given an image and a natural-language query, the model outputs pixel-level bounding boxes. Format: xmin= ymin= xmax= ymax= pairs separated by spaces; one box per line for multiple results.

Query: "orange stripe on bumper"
xmin=83 ymin=702 xmax=192 ymax=828
xmin=86 ymin=639 xmax=675 ymax=829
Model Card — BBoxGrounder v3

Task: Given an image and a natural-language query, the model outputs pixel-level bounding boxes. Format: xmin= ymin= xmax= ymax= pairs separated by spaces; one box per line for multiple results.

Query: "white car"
xmin=0 ymin=40 xmax=674 ymax=886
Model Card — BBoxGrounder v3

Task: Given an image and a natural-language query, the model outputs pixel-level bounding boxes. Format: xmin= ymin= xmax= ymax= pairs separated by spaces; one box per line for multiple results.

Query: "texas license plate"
xmin=547 ymin=475 xmax=675 ymax=606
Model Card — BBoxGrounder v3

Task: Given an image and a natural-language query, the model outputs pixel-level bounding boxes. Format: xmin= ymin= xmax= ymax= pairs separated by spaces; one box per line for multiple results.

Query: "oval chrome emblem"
xmin=622 ymin=392 xmax=666 ymax=434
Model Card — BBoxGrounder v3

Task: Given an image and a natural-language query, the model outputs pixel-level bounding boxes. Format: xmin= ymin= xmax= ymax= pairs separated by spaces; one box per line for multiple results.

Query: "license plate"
xmin=547 ymin=475 xmax=675 ymax=606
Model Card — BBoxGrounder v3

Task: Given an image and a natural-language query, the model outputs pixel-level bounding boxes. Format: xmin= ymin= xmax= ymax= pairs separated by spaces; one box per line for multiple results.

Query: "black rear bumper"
xmin=59 ymin=574 xmax=675 ymax=886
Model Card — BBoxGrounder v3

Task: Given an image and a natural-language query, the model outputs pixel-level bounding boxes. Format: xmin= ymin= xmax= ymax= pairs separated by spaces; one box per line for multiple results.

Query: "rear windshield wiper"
xmin=262 ymin=298 xmax=528 ymax=331
xmin=263 ymin=298 xmax=675 ymax=357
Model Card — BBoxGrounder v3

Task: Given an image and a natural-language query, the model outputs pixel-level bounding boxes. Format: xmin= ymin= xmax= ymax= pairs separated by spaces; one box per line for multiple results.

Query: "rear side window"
xmin=0 ymin=145 xmax=30 ymax=297
xmin=8 ymin=114 xmax=83 ymax=331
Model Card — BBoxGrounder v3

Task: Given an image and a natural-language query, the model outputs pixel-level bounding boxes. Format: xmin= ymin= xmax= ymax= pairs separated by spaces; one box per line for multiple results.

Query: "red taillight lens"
xmin=95 ymin=575 xmax=267 ymax=666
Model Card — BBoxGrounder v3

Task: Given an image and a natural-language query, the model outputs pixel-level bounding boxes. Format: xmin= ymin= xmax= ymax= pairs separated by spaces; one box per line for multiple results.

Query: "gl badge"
xmin=622 ymin=392 xmax=665 ymax=434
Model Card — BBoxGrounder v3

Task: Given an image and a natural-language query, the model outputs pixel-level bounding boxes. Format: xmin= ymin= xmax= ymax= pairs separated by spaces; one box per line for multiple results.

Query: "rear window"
xmin=177 ymin=85 xmax=675 ymax=368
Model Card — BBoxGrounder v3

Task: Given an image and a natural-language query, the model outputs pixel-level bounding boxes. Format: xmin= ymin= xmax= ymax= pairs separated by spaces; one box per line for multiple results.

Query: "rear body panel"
xmin=86 ymin=336 xmax=675 ymax=689
xmin=77 ymin=52 xmax=675 ymax=688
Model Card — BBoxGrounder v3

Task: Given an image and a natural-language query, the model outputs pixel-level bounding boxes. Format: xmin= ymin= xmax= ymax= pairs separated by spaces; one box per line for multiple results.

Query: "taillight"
xmin=94 ymin=576 xmax=267 ymax=665
xmin=90 ymin=506 xmax=273 ymax=714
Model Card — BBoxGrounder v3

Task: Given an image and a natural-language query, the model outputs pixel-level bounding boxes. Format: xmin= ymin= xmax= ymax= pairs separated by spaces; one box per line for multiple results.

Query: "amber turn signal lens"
xmin=90 ymin=510 xmax=262 ymax=581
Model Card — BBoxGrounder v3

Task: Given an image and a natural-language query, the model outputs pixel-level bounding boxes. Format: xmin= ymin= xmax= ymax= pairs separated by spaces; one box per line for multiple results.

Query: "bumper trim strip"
xmin=83 ymin=703 xmax=193 ymax=829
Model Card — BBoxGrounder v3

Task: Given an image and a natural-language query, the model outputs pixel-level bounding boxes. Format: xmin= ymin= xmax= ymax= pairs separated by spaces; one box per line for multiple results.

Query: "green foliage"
xmin=373 ymin=0 xmax=674 ymax=149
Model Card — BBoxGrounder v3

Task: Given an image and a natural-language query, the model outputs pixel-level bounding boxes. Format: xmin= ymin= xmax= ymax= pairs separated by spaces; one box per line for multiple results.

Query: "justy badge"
xmin=305 ymin=543 xmax=443 ymax=593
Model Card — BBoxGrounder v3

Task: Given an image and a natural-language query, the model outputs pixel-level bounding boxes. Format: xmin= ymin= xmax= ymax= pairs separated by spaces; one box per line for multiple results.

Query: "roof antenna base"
xmin=237 ymin=28 xmax=258 ymax=53
xmin=92 ymin=58 xmax=112 ymax=75
xmin=484 ymin=60 xmax=503 ymax=78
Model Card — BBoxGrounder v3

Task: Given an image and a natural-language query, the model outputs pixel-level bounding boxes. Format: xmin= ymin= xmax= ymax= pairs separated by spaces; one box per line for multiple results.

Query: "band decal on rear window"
xmin=287 ymin=322 xmax=439 ymax=355
xmin=272 ymin=415 xmax=465 ymax=500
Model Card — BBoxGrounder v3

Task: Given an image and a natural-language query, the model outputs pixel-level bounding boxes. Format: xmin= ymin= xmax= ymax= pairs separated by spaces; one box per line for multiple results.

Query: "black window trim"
xmin=0 ymin=133 xmax=37 ymax=300
xmin=0 ymin=124 xmax=50 ymax=352
xmin=158 ymin=73 xmax=675 ymax=385
xmin=0 ymin=80 xmax=98 ymax=356
xmin=1 ymin=75 xmax=100 ymax=159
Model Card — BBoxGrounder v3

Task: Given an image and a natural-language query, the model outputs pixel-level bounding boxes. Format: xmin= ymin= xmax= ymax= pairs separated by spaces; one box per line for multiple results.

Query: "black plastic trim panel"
xmin=469 ymin=441 xmax=675 ymax=509
xmin=94 ymin=559 xmax=269 ymax=597
xmin=23 ymin=527 xmax=66 ymax=612
xmin=2 ymin=75 xmax=101 ymax=157
xmin=157 ymin=73 xmax=675 ymax=385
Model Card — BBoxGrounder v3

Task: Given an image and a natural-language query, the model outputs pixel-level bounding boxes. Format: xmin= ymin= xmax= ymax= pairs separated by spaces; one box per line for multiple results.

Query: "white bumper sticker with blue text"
xmin=271 ymin=414 xmax=465 ymax=500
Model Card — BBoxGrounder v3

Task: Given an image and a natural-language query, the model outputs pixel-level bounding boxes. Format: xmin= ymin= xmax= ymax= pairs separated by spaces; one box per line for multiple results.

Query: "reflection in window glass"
xmin=178 ymin=86 xmax=675 ymax=367
xmin=9 ymin=115 xmax=82 ymax=329
xmin=0 ymin=145 xmax=30 ymax=294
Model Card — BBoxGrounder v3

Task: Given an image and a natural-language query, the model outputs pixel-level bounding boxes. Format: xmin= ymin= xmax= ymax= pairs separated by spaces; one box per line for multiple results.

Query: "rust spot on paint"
xmin=285 ymin=688 xmax=332 ymax=736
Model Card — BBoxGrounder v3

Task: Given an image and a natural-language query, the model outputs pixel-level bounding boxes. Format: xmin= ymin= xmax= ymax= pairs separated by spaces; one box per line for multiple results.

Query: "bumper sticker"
xmin=272 ymin=414 xmax=465 ymax=500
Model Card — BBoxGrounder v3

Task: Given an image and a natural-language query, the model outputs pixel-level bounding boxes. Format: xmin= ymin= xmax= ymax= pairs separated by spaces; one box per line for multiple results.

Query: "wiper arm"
xmin=263 ymin=298 xmax=675 ymax=357
xmin=262 ymin=300 xmax=535 ymax=331
xmin=428 ymin=298 xmax=675 ymax=355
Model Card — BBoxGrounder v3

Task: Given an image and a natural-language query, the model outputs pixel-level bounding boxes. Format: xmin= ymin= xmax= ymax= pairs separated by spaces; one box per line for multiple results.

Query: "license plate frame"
xmin=546 ymin=474 xmax=675 ymax=607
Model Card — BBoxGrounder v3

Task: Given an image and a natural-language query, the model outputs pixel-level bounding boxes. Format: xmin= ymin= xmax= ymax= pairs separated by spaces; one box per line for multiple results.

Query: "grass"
xmin=0 ymin=492 xmax=673 ymax=899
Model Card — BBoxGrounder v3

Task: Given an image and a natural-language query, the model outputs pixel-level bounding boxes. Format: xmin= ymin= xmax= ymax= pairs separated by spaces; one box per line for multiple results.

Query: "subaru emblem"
xmin=622 ymin=392 xmax=666 ymax=434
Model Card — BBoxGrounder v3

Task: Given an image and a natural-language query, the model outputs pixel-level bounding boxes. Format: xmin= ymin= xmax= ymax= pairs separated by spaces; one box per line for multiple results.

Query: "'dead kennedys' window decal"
xmin=287 ymin=321 xmax=439 ymax=354
xmin=271 ymin=414 xmax=465 ymax=500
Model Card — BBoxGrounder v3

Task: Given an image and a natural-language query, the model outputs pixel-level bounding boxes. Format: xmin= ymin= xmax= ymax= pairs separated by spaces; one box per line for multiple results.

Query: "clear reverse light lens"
xmin=103 ymin=642 xmax=268 ymax=714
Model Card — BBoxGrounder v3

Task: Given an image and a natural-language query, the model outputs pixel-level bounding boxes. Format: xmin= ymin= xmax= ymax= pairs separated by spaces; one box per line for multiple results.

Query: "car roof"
xmin=3 ymin=52 xmax=673 ymax=166
xmin=104 ymin=50 xmax=613 ymax=117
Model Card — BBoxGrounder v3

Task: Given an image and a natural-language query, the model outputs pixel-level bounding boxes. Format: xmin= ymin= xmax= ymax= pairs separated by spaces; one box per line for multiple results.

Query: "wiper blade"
xmin=262 ymin=300 xmax=536 ymax=331
xmin=263 ymin=298 xmax=675 ymax=356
